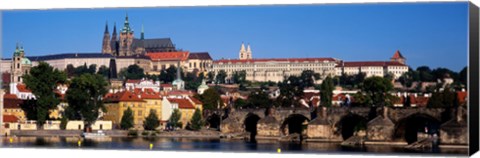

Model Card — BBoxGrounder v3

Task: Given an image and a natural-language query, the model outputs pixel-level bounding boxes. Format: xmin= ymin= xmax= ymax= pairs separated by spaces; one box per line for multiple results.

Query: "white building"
xmin=125 ymin=78 xmax=161 ymax=92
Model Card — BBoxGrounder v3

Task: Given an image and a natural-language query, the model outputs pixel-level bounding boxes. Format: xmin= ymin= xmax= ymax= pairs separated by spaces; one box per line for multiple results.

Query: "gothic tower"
xmin=119 ymin=13 xmax=134 ymax=56
xmin=111 ymin=23 xmax=119 ymax=56
xmin=102 ymin=22 xmax=111 ymax=54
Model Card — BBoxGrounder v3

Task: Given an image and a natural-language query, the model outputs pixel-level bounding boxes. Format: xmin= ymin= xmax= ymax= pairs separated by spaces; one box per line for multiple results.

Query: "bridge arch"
xmin=244 ymin=113 xmax=261 ymax=142
xmin=336 ymin=113 xmax=368 ymax=140
xmin=394 ymin=112 xmax=441 ymax=144
xmin=280 ymin=114 xmax=310 ymax=136
xmin=206 ymin=113 xmax=222 ymax=129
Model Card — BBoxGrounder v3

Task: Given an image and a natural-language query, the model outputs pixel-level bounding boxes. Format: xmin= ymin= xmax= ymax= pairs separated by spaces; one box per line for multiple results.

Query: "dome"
xmin=197 ymin=79 xmax=209 ymax=90
xmin=21 ymin=57 xmax=32 ymax=65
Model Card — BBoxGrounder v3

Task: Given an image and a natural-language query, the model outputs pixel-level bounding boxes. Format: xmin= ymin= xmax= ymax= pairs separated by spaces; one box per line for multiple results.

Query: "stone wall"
xmin=256 ymin=116 xmax=280 ymax=137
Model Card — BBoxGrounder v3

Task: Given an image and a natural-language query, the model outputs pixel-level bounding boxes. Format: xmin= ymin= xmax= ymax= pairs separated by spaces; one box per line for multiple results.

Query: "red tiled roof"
xmin=457 ymin=91 xmax=467 ymax=105
xmin=4 ymin=94 xmax=18 ymax=99
xmin=167 ymin=98 xmax=196 ymax=109
xmin=135 ymin=88 xmax=162 ymax=99
xmin=146 ymin=52 xmax=189 ymax=61
xmin=16 ymin=84 xmax=32 ymax=93
xmin=391 ymin=50 xmax=405 ymax=59
xmin=161 ymin=84 xmax=173 ymax=87
xmin=104 ymin=90 xmax=145 ymax=102
xmin=4 ymin=96 xmax=23 ymax=109
xmin=214 ymin=57 xmax=337 ymax=64
xmin=167 ymin=90 xmax=194 ymax=96
xmin=3 ymin=115 xmax=19 ymax=123
xmin=126 ymin=79 xmax=141 ymax=84
xmin=340 ymin=61 xmax=406 ymax=67
xmin=189 ymin=97 xmax=202 ymax=104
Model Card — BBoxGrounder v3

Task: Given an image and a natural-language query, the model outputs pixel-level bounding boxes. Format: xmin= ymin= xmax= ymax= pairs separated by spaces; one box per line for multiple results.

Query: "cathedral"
xmin=102 ymin=13 xmax=177 ymax=56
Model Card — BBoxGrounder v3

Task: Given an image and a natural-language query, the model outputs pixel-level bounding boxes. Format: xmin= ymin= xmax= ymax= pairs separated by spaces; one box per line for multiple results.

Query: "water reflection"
xmin=0 ymin=136 xmax=468 ymax=156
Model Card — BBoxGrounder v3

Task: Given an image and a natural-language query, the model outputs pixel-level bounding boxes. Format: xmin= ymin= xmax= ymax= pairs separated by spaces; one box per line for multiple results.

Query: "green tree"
xmin=361 ymin=76 xmax=394 ymax=107
xmin=232 ymin=70 xmax=247 ymax=84
xmin=189 ymin=108 xmax=204 ymax=131
xmin=207 ymin=71 xmax=215 ymax=81
xmin=277 ymin=76 xmax=304 ymax=107
xmin=300 ymin=70 xmax=320 ymax=88
xmin=22 ymin=62 xmax=67 ymax=129
xmin=198 ymin=88 xmax=223 ymax=110
xmin=97 ymin=65 xmax=110 ymax=78
xmin=169 ymin=109 xmax=182 ymax=128
xmin=427 ymin=87 xmax=457 ymax=108
xmin=143 ymin=109 xmax=160 ymax=131
xmin=119 ymin=64 xmax=145 ymax=80
xmin=319 ymin=76 xmax=334 ymax=107
xmin=246 ymin=90 xmax=271 ymax=108
xmin=120 ymin=107 xmax=134 ymax=130
xmin=65 ymin=73 xmax=108 ymax=129
xmin=215 ymin=70 xmax=227 ymax=84
xmin=65 ymin=64 xmax=76 ymax=78
xmin=234 ymin=98 xmax=248 ymax=109
xmin=60 ymin=116 xmax=68 ymax=130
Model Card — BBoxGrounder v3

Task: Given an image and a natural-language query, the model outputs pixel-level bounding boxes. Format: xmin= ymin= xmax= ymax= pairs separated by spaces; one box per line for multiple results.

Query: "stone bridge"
xmin=207 ymin=106 xmax=467 ymax=145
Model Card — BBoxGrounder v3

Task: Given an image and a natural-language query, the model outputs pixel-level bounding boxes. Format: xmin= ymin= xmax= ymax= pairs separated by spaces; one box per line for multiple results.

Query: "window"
xmin=138 ymin=110 xmax=142 ymax=116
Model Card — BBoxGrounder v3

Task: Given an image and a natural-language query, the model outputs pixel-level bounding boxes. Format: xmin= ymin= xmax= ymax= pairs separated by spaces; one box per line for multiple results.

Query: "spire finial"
xmin=141 ymin=23 xmax=145 ymax=40
xmin=240 ymin=42 xmax=246 ymax=52
xmin=104 ymin=21 xmax=109 ymax=33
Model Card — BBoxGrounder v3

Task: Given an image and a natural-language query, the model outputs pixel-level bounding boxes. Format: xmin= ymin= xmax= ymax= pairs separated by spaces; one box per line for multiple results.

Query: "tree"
xmin=120 ymin=107 xmax=134 ymax=130
xmin=277 ymin=76 xmax=304 ymax=107
xmin=198 ymin=88 xmax=223 ymax=110
xmin=19 ymin=99 xmax=39 ymax=121
xmin=97 ymin=65 xmax=110 ymax=78
xmin=319 ymin=76 xmax=334 ymax=107
xmin=169 ymin=109 xmax=182 ymax=128
xmin=215 ymin=70 xmax=227 ymax=84
xmin=189 ymin=108 xmax=204 ymax=131
xmin=207 ymin=71 xmax=215 ymax=81
xmin=60 ymin=116 xmax=68 ymax=130
xmin=234 ymin=98 xmax=248 ymax=109
xmin=232 ymin=70 xmax=247 ymax=84
xmin=427 ymin=87 xmax=457 ymax=108
xmin=119 ymin=64 xmax=145 ymax=80
xmin=144 ymin=109 xmax=160 ymax=131
xmin=65 ymin=73 xmax=108 ymax=130
xmin=65 ymin=64 xmax=76 ymax=78
xmin=361 ymin=76 xmax=394 ymax=107
xmin=246 ymin=90 xmax=271 ymax=108
xmin=300 ymin=70 xmax=320 ymax=88
xmin=22 ymin=62 xmax=67 ymax=129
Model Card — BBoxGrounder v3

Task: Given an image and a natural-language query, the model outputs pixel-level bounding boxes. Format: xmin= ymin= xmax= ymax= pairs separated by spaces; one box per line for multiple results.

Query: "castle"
xmin=101 ymin=13 xmax=176 ymax=56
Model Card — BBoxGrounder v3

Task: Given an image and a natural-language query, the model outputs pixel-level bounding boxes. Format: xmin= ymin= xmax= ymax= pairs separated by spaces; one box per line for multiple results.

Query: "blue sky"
xmin=1 ymin=2 xmax=468 ymax=71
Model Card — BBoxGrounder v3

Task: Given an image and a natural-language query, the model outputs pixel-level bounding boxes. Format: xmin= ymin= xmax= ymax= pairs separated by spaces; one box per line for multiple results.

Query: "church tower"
xmin=239 ymin=43 xmax=247 ymax=60
xmin=239 ymin=43 xmax=252 ymax=60
xmin=102 ymin=22 xmax=111 ymax=54
xmin=246 ymin=43 xmax=252 ymax=59
xmin=391 ymin=50 xmax=406 ymax=65
xmin=11 ymin=44 xmax=24 ymax=83
xmin=119 ymin=13 xmax=134 ymax=56
xmin=111 ymin=23 xmax=119 ymax=56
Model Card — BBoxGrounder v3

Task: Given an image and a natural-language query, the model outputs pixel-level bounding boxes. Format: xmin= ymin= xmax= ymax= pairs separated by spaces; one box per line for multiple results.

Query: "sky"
xmin=1 ymin=2 xmax=469 ymax=72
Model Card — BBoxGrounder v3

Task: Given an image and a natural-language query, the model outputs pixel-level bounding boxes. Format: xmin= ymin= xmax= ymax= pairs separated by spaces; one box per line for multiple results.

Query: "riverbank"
xmin=7 ymin=129 xmax=221 ymax=139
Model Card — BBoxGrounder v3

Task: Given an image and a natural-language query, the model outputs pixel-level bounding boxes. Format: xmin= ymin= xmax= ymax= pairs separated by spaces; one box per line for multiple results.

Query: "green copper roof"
xmin=21 ymin=57 xmax=32 ymax=65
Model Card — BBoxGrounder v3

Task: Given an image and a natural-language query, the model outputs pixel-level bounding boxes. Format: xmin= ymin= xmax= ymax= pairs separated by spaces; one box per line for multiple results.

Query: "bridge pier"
xmin=366 ymin=107 xmax=395 ymax=141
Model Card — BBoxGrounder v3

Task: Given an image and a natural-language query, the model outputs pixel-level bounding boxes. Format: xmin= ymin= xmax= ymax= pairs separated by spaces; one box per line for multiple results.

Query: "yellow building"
xmin=104 ymin=90 xmax=147 ymax=129
xmin=135 ymin=88 xmax=163 ymax=120
xmin=3 ymin=94 xmax=26 ymax=122
xmin=167 ymin=97 xmax=198 ymax=128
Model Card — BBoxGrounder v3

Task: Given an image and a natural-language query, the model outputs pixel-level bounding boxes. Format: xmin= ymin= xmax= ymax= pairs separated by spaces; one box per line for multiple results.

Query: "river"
xmin=0 ymin=136 xmax=468 ymax=156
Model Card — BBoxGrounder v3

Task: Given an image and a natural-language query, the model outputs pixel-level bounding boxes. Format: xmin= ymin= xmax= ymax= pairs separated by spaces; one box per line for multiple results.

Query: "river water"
xmin=0 ymin=136 xmax=467 ymax=156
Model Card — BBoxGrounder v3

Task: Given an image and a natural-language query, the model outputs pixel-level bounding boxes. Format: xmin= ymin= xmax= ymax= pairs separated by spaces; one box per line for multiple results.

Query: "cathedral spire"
xmin=247 ymin=43 xmax=251 ymax=53
xmin=141 ymin=23 xmax=144 ymax=40
xmin=104 ymin=21 xmax=109 ymax=33
xmin=122 ymin=12 xmax=132 ymax=33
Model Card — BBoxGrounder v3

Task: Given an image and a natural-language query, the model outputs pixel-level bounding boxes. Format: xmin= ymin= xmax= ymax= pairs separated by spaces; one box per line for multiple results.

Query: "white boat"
xmin=82 ymin=130 xmax=107 ymax=138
